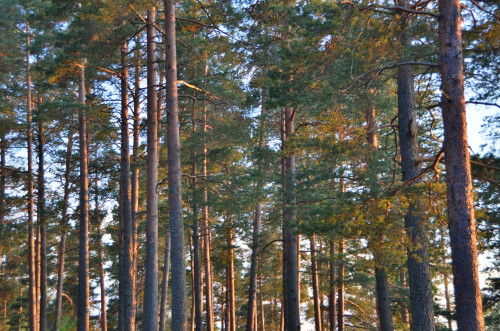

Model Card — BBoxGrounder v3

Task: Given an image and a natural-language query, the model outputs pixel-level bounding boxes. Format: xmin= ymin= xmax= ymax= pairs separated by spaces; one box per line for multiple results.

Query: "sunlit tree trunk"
xmin=164 ymin=0 xmax=187 ymax=329
xmin=143 ymin=7 xmax=159 ymax=331
xmin=37 ymin=117 xmax=47 ymax=331
xmin=438 ymin=1 xmax=484 ymax=330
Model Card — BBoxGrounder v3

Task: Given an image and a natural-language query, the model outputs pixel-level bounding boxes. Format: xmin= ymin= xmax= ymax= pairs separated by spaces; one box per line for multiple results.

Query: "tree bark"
xmin=36 ymin=118 xmax=47 ymax=331
xmin=337 ymin=238 xmax=344 ymax=331
xmin=328 ymin=240 xmax=336 ymax=331
xmin=395 ymin=2 xmax=435 ymax=330
xmin=77 ymin=60 xmax=90 ymax=331
xmin=159 ymin=225 xmax=171 ymax=331
xmin=310 ymin=235 xmax=323 ymax=331
xmin=164 ymin=0 xmax=187 ymax=329
xmin=283 ymin=106 xmax=300 ymax=331
xmin=54 ymin=128 xmax=73 ymax=331
xmin=143 ymin=8 xmax=159 ymax=331
xmin=94 ymin=178 xmax=108 ymax=331
xmin=227 ymin=218 xmax=236 ymax=331
xmin=26 ymin=23 xmax=38 ymax=331
xmin=438 ymin=1 xmax=485 ymax=330
xmin=375 ymin=267 xmax=395 ymax=331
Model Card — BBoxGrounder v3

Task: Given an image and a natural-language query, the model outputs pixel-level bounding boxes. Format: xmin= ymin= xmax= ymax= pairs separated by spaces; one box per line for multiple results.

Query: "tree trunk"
xmin=337 ymin=238 xmax=344 ymax=331
xmin=26 ymin=23 xmax=38 ymax=331
xmin=395 ymin=3 xmax=435 ymax=330
xmin=77 ymin=60 xmax=90 ymax=331
xmin=119 ymin=41 xmax=135 ymax=331
xmin=164 ymin=0 xmax=187 ymax=329
xmin=191 ymin=103 xmax=203 ymax=331
xmin=227 ymin=218 xmax=236 ymax=331
xmin=438 ymin=1 xmax=485 ymax=330
xmin=95 ymin=179 xmax=108 ymax=331
xmin=375 ymin=267 xmax=395 ymax=331
xmin=36 ymin=118 xmax=47 ymax=331
xmin=246 ymin=93 xmax=266 ymax=331
xmin=54 ymin=128 xmax=73 ymax=330
xmin=282 ymin=106 xmax=300 ymax=331
xmin=143 ymin=8 xmax=159 ymax=331
xmin=328 ymin=240 xmax=336 ymax=331
xmin=310 ymin=235 xmax=323 ymax=331
xmin=159 ymin=225 xmax=171 ymax=331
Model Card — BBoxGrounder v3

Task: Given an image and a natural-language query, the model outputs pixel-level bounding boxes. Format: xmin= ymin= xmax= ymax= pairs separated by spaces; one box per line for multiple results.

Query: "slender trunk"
xmin=37 ymin=118 xmax=47 ymax=331
xmin=54 ymin=129 xmax=73 ymax=330
xmin=227 ymin=218 xmax=236 ymax=331
xmin=399 ymin=270 xmax=410 ymax=328
xmin=77 ymin=60 xmax=90 ymax=331
xmin=328 ymin=240 xmax=336 ymax=331
xmin=395 ymin=3 xmax=435 ymax=330
xmin=0 ymin=134 xmax=6 ymax=224
xmin=201 ymin=66 xmax=215 ymax=331
xmin=310 ymin=235 xmax=322 ymax=331
xmin=375 ymin=267 xmax=395 ymax=331
xmin=131 ymin=41 xmax=141 ymax=319
xmin=438 ymin=1 xmax=484 ymax=330
xmin=119 ymin=41 xmax=135 ymax=331
xmin=95 ymin=179 xmax=108 ymax=331
xmin=191 ymin=104 xmax=203 ymax=331
xmin=337 ymin=238 xmax=344 ymax=331
xmin=143 ymin=8 xmax=159 ymax=331
xmin=26 ymin=23 xmax=38 ymax=331
xmin=440 ymin=229 xmax=453 ymax=331
xmin=259 ymin=276 xmax=266 ymax=331
xmin=247 ymin=93 xmax=266 ymax=331
xmin=283 ymin=106 xmax=300 ymax=331
xmin=159 ymin=225 xmax=171 ymax=331
xmin=165 ymin=1 xmax=187 ymax=329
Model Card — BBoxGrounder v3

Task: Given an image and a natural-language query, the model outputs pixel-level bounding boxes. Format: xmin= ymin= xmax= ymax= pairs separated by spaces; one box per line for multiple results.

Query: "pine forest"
xmin=0 ymin=0 xmax=499 ymax=330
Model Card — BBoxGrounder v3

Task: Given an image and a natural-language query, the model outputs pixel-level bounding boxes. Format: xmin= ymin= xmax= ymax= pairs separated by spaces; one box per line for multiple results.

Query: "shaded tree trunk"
xmin=159 ymin=225 xmax=171 ymax=331
xmin=337 ymin=238 xmax=344 ymax=331
xmin=94 ymin=179 xmax=108 ymax=331
xmin=328 ymin=240 xmax=336 ymax=331
xmin=143 ymin=8 xmax=159 ymax=331
xmin=395 ymin=2 xmax=435 ymax=330
xmin=77 ymin=60 xmax=90 ymax=331
xmin=283 ymin=106 xmax=300 ymax=331
xmin=310 ymin=235 xmax=323 ymax=331
xmin=119 ymin=41 xmax=135 ymax=331
xmin=438 ymin=1 xmax=485 ymax=330
xmin=375 ymin=267 xmax=395 ymax=331
xmin=164 ymin=0 xmax=187 ymax=329
xmin=227 ymin=218 xmax=236 ymax=331
xmin=54 ymin=128 xmax=73 ymax=330
xmin=26 ymin=23 xmax=38 ymax=331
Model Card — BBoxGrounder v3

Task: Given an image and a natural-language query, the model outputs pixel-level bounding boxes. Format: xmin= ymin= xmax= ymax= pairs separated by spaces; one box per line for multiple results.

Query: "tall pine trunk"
xmin=54 ymin=128 xmax=73 ymax=330
xmin=310 ymin=235 xmax=322 ymax=331
xmin=159 ymin=225 xmax=171 ymax=331
xmin=94 ymin=179 xmax=108 ymax=331
xmin=119 ymin=41 xmax=135 ymax=331
xmin=283 ymin=106 xmax=300 ymax=330
xmin=227 ymin=218 xmax=236 ymax=331
xmin=26 ymin=23 xmax=38 ymax=331
xmin=337 ymin=238 xmax=344 ymax=331
xmin=164 ymin=0 xmax=187 ymax=329
xmin=438 ymin=1 xmax=485 ymax=330
xmin=143 ymin=8 xmax=159 ymax=331
xmin=328 ymin=240 xmax=335 ymax=331
xmin=77 ymin=60 xmax=90 ymax=331
xmin=36 ymin=119 xmax=47 ymax=331
xmin=395 ymin=2 xmax=435 ymax=329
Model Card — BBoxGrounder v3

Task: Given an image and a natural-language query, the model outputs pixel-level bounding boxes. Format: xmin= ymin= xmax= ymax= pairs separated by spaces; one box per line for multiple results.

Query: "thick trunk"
xmin=328 ymin=240 xmax=336 ymax=331
xmin=438 ymin=1 xmax=484 ymax=330
xmin=26 ymin=24 xmax=38 ymax=331
xmin=159 ymin=225 xmax=171 ymax=331
xmin=164 ymin=0 xmax=187 ymax=329
xmin=54 ymin=129 xmax=73 ymax=330
xmin=395 ymin=3 xmax=435 ymax=329
xmin=310 ymin=235 xmax=323 ymax=331
xmin=375 ymin=267 xmax=394 ymax=331
xmin=337 ymin=238 xmax=344 ymax=331
xmin=37 ymin=120 xmax=47 ymax=331
xmin=283 ymin=106 xmax=300 ymax=331
xmin=77 ymin=60 xmax=90 ymax=331
xmin=143 ymin=8 xmax=159 ymax=331
xmin=119 ymin=41 xmax=135 ymax=331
